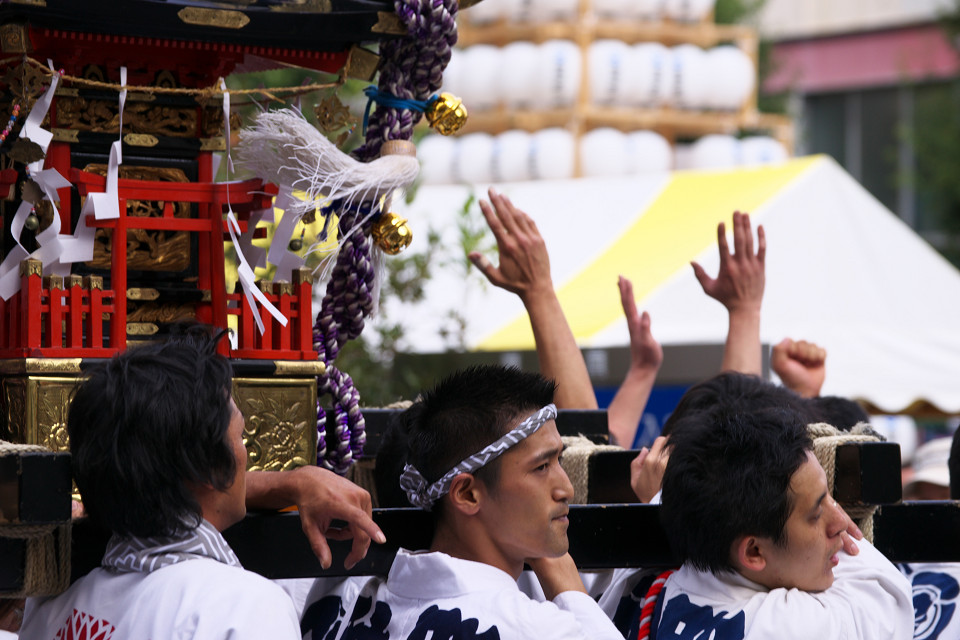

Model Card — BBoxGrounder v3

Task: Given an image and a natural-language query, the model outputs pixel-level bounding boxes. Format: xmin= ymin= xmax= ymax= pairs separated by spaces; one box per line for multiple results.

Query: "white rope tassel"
xmin=236 ymin=109 xmax=420 ymax=217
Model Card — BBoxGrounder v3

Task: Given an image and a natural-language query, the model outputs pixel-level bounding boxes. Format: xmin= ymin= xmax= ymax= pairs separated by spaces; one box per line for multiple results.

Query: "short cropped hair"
xmin=406 ymin=365 xmax=556 ymax=495
xmin=950 ymin=427 xmax=960 ymax=500
xmin=808 ymin=395 xmax=869 ymax=431
xmin=660 ymin=403 xmax=812 ymax=574
xmin=375 ymin=403 xmax=421 ymax=508
xmin=661 ymin=372 xmax=814 ymax=437
xmin=68 ymin=326 xmax=235 ymax=538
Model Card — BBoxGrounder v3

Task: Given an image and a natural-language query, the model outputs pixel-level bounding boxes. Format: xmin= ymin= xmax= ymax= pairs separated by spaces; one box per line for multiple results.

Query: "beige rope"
xmin=808 ymin=422 xmax=883 ymax=542
xmin=560 ymin=435 xmax=624 ymax=505
xmin=0 ymin=440 xmax=71 ymax=597
xmin=16 ymin=56 xmax=341 ymax=102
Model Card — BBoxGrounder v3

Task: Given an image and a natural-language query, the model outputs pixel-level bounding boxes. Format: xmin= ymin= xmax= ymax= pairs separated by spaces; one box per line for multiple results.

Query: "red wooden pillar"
xmin=294 ymin=268 xmax=315 ymax=358
xmin=110 ymin=198 xmax=127 ymax=350
xmin=66 ymin=274 xmax=84 ymax=348
xmin=275 ymin=281 xmax=293 ymax=352
xmin=44 ymin=275 xmax=65 ymax=350
xmin=19 ymin=259 xmax=42 ymax=350
xmin=84 ymin=275 xmax=104 ymax=349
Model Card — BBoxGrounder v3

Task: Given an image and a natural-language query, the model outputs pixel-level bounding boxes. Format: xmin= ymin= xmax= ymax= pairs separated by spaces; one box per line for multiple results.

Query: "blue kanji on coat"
xmin=658 ymin=594 xmax=745 ymax=640
xmin=909 ymin=569 xmax=959 ymax=640
xmin=406 ymin=605 xmax=500 ymax=640
xmin=301 ymin=595 xmax=392 ymax=640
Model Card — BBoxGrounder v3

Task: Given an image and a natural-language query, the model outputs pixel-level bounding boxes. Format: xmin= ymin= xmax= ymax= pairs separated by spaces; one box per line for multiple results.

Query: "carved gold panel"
xmin=233 ymin=377 xmax=317 ymax=472
xmin=54 ymin=96 xmax=197 ymax=138
xmin=1 ymin=376 xmax=79 ymax=452
xmin=82 ymin=164 xmax=191 ymax=272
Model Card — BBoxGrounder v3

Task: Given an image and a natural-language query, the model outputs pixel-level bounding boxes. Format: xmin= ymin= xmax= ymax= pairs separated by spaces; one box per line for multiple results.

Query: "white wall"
xmin=756 ymin=0 xmax=954 ymax=40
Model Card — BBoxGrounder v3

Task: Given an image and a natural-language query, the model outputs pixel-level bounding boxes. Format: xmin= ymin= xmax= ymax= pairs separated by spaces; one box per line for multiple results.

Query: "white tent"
xmin=388 ymin=155 xmax=960 ymax=415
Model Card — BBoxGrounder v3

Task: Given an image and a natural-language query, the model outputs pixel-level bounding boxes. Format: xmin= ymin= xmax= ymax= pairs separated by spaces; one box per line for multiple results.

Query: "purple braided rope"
xmin=314 ymin=0 xmax=458 ymax=472
xmin=353 ymin=0 xmax=459 ymax=161
xmin=313 ymin=205 xmax=375 ymax=470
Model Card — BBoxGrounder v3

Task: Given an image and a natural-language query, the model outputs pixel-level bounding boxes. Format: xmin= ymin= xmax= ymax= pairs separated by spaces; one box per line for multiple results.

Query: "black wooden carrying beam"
xmin=0 ymin=450 xmax=72 ymax=592
xmin=1 ymin=438 xmax=911 ymax=594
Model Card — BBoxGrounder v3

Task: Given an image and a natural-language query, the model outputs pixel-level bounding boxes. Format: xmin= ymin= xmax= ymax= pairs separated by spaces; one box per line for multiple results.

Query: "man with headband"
xmin=300 ymin=365 xmax=624 ymax=640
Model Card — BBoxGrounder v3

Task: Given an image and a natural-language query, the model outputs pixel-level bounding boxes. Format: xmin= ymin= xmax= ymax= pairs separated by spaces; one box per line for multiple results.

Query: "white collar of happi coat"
xmin=101 ymin=518 xmax=242 ymax=574
xmin=669 ymin=563 xmax=774 ymax=607
xmin=387 ymin=548 xmax=520 ymax=600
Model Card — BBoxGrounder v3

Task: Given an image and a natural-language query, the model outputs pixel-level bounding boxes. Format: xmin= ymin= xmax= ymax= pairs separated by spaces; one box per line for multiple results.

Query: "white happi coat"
xmin=301 ymin=548 xmax=624 ymax=640
xmin=654 ymin=539 xmax=913 ymax=640
xmin=898 ymin=562 xmax=960 ymax=640
xmin=19 ymin=520 xmax=299 ymax=640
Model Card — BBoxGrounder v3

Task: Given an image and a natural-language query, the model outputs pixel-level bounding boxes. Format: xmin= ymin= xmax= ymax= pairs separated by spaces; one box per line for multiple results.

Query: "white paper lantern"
xmin=501 ymin=42 xmax=540 ymax=110
xmin=530 ymin=128 xmax=575 ymax=180
xmin=673 ymin=142 xmax=694 ymax=170
xmin=441 ymin=49 xmax=465 ymax=102
xmin=588 ymin=40 xmax=632 ymax=106
xmin=528 ymin=0 xmax=579 ymax=22
xmin=635 ymin=0 xmax=666 ymax=19
xmin=492 ymin=130 xmax=533 ymax=183
xmin=460 ymin=45 xmax=502 ymax=111
xmin=625 ymin=130 xmax=673 ymax=173
xmin=464 ymin=0 xmax=505 ymax=24
xmin=662 ymin=0 xmax=716 ymax=22
xmin=452 ymin=133 xmax=496 ymax=185
xmin=704 ymin=46 xmax=755 ymax=111
xmin=688 ymin=134 xmax=740 ymax=169
xmin=632 ymin=43 xmax=674 ymax=107
xmin=537 ymin=40 xmax=582 ymax=108
xmin=593 ymin=0 xmax=631 ymax=18
xmin=671 ymin=44 xmax=709 ymax=110
xmin=740 ymin=136 xmax=789 ymax=166
xmin=580 ymin=128 xmax=628 ymax=177
xmin=506 ymin=0 xmax=536 ymax=22
xmin=418 ymin=135 xmax=456 ymax=185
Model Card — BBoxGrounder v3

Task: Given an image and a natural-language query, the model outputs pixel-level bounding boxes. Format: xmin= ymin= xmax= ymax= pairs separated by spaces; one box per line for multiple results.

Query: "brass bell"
xmin=288 ymin=237 xmax=303 ymax=252
xmin=23 ymin=211 xmax=39 ymax=231
xmin=371 ymin=211 xmax=412 ymax=255
xmin=424 ymin=93 xmax=468 ymax=136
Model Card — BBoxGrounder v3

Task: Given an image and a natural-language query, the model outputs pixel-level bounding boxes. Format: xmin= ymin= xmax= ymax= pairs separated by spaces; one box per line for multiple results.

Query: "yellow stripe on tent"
xmin=477 ymin=155 xmax=823 ymax=351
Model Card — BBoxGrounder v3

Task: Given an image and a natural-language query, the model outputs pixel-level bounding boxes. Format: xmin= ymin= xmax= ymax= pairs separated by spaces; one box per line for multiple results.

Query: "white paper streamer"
xmin=220 ymin=78 xmax=286 ymax=333
xmin=227 ymin=210 xmax=288 ymax=333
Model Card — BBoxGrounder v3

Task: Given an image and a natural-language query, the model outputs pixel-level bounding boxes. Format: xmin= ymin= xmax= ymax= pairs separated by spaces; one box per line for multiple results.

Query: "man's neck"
xmin=430 ymin=518 xmax=524 ymax=580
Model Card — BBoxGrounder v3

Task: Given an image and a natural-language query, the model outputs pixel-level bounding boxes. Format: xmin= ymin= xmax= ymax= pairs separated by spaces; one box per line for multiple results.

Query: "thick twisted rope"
xmin=313 ymin=203 xmax=375 ymax=472
xmin=352 ymin=0 xmax=458 ymax=162
xmin=0 ymin=441 xmax=71 ymax=597
xmin=313 ymin=0 xmax=458 ymax=473
xmin=808 ymin=422 xmax=884 ymax=541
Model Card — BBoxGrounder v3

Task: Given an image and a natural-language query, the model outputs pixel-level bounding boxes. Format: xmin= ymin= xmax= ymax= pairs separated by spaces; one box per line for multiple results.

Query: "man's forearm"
xmin=524 ymin=289 xmax=598 ymax=410
xmin=720 ymin=308 xmax=762 ymax=376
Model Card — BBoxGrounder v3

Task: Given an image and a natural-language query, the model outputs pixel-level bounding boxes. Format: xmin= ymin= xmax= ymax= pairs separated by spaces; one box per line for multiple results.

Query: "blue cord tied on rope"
xmin=362 ymin=86 xmax=467 ymax=136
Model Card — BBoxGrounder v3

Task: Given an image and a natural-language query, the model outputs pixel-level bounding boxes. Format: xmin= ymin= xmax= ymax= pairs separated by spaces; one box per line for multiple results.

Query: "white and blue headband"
xmin=399 ymin=403 xmax=558 ymax=510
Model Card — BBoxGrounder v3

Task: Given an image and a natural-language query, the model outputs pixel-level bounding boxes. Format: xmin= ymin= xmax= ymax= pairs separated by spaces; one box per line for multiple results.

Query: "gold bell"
xmin=425 ymin=93 xmax=468 ymax=136
xmin=371 ymin=211 xmax=412 ymax=255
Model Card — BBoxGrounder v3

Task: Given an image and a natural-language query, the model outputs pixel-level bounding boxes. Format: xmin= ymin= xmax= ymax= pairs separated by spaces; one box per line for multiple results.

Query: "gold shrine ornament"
xmin=425 ymin=93 xmax=468 ymax=136
xmin=371 ymin=211 xmax=412 ymax=255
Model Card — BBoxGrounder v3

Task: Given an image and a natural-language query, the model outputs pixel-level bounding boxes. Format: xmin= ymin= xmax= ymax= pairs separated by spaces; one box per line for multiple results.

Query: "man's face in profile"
xmin=474 ymin=419 xmax=574 ymax=568
xmin=761 ymin=451 xmax=848 ymax=592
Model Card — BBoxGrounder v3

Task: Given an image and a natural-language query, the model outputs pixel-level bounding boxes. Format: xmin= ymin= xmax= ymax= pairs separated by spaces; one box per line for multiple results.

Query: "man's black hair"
xmin=374 ymin=403 xmax=420 ymax=508
xmin=406 ymin=364 xmax=556 ymax=501
xmin=68 ymin=325 xmax=236 ymax=538
xmin=807 ymin=395 xmax=869 ymax=431
xmin=660 ymin=403 xmax=812 ymax=574
xmin=661 ymin=372 xmax=815 ymax=437
xmin=950 ymin=427 xmax=960 ymax=500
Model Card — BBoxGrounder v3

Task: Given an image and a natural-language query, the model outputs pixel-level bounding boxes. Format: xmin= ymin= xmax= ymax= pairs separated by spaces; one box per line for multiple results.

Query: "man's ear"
xmin=447 ymin=472 xmax=481 ymax=516
xmin=732 ymin=535 xmax=768 ymax=574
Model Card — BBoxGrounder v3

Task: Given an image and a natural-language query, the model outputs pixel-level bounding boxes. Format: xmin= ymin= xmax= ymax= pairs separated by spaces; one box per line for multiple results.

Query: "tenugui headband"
xmin=399 ymin=403 xmax=558 ymax=510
